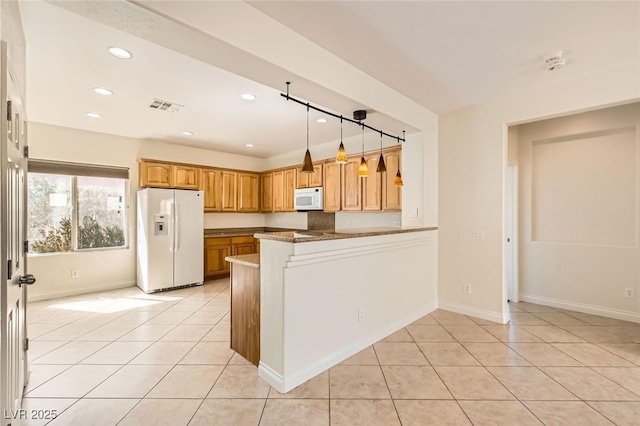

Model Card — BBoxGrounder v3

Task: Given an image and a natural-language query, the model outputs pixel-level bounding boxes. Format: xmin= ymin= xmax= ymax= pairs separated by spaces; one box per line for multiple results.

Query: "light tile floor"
xmin=19 ymin=281 xmax=640 ymax=425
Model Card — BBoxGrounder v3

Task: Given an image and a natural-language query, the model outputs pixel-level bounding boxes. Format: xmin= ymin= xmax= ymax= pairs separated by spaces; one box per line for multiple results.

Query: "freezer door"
xmin=137 ymin=188 xmax=174 ymax=292
xmin=173 ymin=190 xmax=204 ymax=286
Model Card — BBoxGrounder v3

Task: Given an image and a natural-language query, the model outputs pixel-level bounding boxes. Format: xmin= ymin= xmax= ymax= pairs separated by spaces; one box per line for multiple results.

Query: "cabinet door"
xmin=201 ymin=169 xmax=221 ymax=212
xmin=221 ymin=171 xmax=238 ymax=212
xmin=233 ymin=243 xmax=255 ymax=256
xmin=205 ymin=244 xmax=231 ymax=277
xmin=309 ymin=164 xmax=323 ymax=187
xmin=323 ymin=161 xmax=341 ymax=212
xmin=295 ymin=167 xmax=309 ymax=189
xmin=174 ymin=165 xmax=200 ymax=189
xmin=238 ymin=173 xmax=260 ymax=213
xmin=272 ymin=170 xmax=284 ymax=212
xmin=382 ymin=149 xmax=402 ymax=211
xmin=362 ymin=154 xmax=382 ymax=211
xmin=283 ymin=168 xmax=296 ymax=212
xmin=139 ymin=161 xmax=172 ymax=188
xmin=260 ymin=173 xmax=273 ymax=212
xmin=341 ymin=157 xmax=362 ymax=211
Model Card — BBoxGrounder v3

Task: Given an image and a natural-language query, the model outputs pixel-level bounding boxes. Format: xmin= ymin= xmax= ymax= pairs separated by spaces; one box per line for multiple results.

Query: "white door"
xmin=505 ymin=163 xmax=518 ymax=302
xmin=173 ymin=190 xmax=203 ymax=287
xmin=1 ymin=41 xmax=32 ymax=423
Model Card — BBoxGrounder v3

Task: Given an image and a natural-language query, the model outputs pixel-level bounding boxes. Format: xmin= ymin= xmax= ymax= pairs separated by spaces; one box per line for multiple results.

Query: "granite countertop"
xmin=225 ymin=253 xmax=260 ymax=268
xmin=204 ymin=227 xmax=296 ymax=238
xmin=254 ymin=226 xmax=438 ymax=243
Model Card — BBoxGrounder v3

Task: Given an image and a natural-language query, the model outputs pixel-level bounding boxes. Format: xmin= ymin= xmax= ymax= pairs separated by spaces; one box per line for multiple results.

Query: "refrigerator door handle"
xmin=175 ymin=202 xmax=180 ymax=251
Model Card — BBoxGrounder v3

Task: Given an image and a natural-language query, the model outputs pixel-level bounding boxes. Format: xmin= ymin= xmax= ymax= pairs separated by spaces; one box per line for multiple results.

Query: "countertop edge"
xmin=254 ymin=227 xmax=438 ymax=243
xmin=225 ymin=253 xmax=260 ymax=268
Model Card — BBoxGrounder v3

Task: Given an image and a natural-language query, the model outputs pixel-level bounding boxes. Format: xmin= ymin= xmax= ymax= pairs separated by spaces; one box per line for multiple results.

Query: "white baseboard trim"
xmin=27 ymin=281 xmax=136 ymax=302
xmin=438 ymin=300 xmax=507 ymax=324
xmin=520 ymin=293 xmax=640 ymax=324
xmin=259 ymin=301 xmax=438 ymax=393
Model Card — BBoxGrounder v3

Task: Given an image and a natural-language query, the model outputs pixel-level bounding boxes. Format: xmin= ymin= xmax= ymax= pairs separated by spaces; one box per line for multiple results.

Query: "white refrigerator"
xmin=137 ymin=188 xmax=204 ymax=293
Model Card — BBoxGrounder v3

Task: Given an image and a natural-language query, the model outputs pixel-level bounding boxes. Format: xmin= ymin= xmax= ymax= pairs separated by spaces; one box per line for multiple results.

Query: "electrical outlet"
xmin=463 ymin=283 xmax=471 ymax=294
xmin=624 ymin=288 xmax=635 ymax=299
xmin=358 ymin=308 xmax=364 ymax=322
xmin=71 ymin=269 xmax=79 ymax=278
xmin=473 ymin=230 xmax=485 ymax=240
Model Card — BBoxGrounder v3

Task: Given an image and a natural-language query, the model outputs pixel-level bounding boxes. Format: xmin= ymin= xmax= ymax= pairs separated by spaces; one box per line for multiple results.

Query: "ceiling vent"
xmin=149 ymin=98 xmax=183 ymax=113
xmin=544 ymin=50 xmax=566 ymax=71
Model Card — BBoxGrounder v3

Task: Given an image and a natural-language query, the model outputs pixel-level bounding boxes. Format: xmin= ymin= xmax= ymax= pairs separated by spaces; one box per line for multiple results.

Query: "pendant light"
xmin=394 ymin=131 xmax=404 ymax=187
xmin=301 ymin=105 xmax=314 ymax=172
xmin=358 ymin=125 xmax=369 ymax=178
xmin=376 ymin=130 xmax=387 ymax=173
xmin=336 ymin=116 xmax=347 ymax=164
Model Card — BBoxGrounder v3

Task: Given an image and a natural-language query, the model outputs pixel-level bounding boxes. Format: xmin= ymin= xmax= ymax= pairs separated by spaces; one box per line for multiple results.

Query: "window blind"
xmin=28 ymin=159 xmax=129 ymax=180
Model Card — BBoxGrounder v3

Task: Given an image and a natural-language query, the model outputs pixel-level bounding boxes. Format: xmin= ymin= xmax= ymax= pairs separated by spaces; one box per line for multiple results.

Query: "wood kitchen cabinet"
xmin=201 ymin=168 xmax=221 ymax=212
xmin=323 ymin=161 xmax=341 ymax=212
xmin=272 ymin=170 xmax=284 ymax=212
xmin=260 ymin=173 xmax=273 ymax=212
xmin=205 ymin=237 xmax=232 ymax=278
xmin=228 ymin=257 xmax=261 ymax=366
xmin=139 ymin=161 xmax=173 ymax=188
xmin=283 ymin=168 xmax=296 ymax=211
xmin=362 ymin=154 xmax=382 ymax=211
xmin=237 ymin=173 xmax=260 ymax=213
xmin=382 ymin=149 xmax=402 ymax=211
xmin=341 ymin=157 xmax=362 ymax=211
xmin=296 ymin=164 xmax=323 ymax=188
xmin=173 ymin=164 xmax=200 ymax=189
xmin=221 ymin=171 xmax=238 ymax=212
xmin=232 ymin=236 xmax=256 ymax=256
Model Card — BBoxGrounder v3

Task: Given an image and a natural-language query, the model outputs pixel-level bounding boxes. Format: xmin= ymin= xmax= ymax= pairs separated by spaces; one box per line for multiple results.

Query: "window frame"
xmin=27 ymin=161 xmax=130 ymax=256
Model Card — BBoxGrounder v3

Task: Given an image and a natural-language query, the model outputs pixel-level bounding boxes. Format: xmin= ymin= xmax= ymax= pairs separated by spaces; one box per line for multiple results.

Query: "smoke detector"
xmin=544 ymin=50 xmax=566 ymax=71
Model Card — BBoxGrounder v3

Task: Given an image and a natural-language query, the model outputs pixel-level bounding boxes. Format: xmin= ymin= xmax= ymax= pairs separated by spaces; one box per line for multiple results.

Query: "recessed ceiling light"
xmin=316 ymin=118 xmax=328 ymax=123
xmin=245 ymin=144 xmax=255 ymax=148
xmin=108 ymin=46 xmax=132 ymax=59
xmin=86 ymin=112 xmax=102 ymax=118
xmin=182 ymin=131 xmax=194 ymax=136
xmin=241 ymin=94 xmax=257 ymax=101
xmin=93 ymin=87 xmax=113 ymax=96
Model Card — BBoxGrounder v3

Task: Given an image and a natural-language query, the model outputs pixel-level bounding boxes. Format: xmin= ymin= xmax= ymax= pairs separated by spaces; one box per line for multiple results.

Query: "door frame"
xmin=505 ymin=162 xmax=519 ymax=303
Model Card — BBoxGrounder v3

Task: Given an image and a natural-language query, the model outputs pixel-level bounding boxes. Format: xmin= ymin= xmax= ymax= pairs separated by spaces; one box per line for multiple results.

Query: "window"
xmin=28 ymin=160 xmax=129 ymax=254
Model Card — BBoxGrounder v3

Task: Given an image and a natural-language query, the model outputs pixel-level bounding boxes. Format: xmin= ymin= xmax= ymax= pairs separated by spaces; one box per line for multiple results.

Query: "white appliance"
xmin=137 ymin=188 xmax=204 ymax=293
xmin=294 ymin=187 xmax=324 ymax=211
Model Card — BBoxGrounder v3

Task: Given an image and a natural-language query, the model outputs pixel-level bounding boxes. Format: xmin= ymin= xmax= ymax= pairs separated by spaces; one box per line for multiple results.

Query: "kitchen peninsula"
xmin=229 ymin=226 xmax=438 ymax=393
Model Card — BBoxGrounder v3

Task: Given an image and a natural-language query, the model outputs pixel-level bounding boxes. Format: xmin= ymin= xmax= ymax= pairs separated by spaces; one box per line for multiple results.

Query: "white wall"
xmin=438 ymin=63 xmax=640 ymax=323
xmin=515 ymin=103 xmax=640 ymax=321
xmin=27 ymin=122 xmax=266 ymax=300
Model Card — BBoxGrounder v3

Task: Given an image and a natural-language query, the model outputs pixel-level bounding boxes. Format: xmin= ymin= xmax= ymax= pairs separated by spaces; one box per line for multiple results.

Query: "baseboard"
xmin=438 ymin=300 xmax=507 ymax=324
xmin=259 ymin=301 xmax=438 ymax=393
xmin=27 ymin=281 xmax=136 ymax=302
xmin=520 ymin=293 xmax=640 ymax=324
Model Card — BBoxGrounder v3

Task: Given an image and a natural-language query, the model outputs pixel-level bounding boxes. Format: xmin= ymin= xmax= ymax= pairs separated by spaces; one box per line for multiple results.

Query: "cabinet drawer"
xmin=206 ymin=237 xmax=231 ymax=247
xmin=232 ymin=236 xmax=254 ymax=244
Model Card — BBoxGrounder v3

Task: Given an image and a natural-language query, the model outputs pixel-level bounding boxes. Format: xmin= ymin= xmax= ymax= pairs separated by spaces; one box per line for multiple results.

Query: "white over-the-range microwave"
xmin=294 ymin=187 xmax=324 ymax=211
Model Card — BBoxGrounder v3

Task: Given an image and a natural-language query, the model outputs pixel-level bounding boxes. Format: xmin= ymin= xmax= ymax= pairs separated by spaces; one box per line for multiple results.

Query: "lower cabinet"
xmin=205 ymin=235 xmax=259 ymax=278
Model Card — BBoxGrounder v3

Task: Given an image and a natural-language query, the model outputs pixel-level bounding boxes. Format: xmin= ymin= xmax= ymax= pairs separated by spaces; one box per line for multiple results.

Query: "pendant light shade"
xmin=358 ymin=125 xmax=368 ymax=178
xmin=376 ymin=131 xmax=386 ymax=173
xmin=394 ymin=169 xmax=404 ymax=187
xmin=336 ymin=117 xmax=348 ymax=164
xmin=301 ymin=105 xmax=314 ymax=172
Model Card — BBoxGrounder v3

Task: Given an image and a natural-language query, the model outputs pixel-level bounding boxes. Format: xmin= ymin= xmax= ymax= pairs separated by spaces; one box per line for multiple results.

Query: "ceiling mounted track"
xmin=280 ymin=82 xmax=406 ymax=144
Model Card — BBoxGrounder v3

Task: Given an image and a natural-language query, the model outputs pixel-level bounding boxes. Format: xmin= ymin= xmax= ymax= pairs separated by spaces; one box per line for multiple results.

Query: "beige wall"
xmin=515 ymin=103 xmax=640 ymax=320
xmin=438 ymin=63 xmax=639 ymax=323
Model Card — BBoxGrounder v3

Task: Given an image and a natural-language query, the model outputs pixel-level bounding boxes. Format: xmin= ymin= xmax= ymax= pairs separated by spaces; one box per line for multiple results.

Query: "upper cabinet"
xmin=173 ymin=164 xmax=200 ymax=189
xmin=341 ymin=157 xmax=362 ymax=211
xmin=296 ymin=164 xmax=323 ymax=188
xmin=201 ymin=168 xmax=221 ymax=212
xmin=283 ymin=168 xmax=296 ymax=212
xmin=362 ymin=154 xmax=382 ymax=211
xmin=139 ymin=161 xmax=173 ymax=188
xmin=323 ymin=161 xmax=341 ymax=212
xmin=260 ymin=173 xmax=273 ymax=212
xmin=221 ymin=171 xmax=238 ymax=212
xmin=272 ymin=170 xmax=284 ymax=212
xmin=382 ymin=149 xmax=402 ymax=211
xmin=237 ymin=173 xmax=260 ymax=213
xmin=271 ymin=168 xmax=297 ymax=212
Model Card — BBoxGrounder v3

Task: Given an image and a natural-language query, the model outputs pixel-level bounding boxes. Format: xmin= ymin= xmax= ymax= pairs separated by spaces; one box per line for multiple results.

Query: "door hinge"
xmin=7 ymin=99 xmax=12 ymax=121
xmin=24 ymin=241 xmax=29 ymax=254
xmin=23 ymin=145 xmax=29 ymax=158
xmin=7 ymin=259 xmax=12 ymax=279
xmin=24 ymin=338 xmax=29 ymax=351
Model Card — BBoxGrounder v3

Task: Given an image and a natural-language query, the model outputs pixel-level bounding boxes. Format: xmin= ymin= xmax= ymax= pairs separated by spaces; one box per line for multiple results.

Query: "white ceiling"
xmin=20 ymin=1 xmax=639 ymax=157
